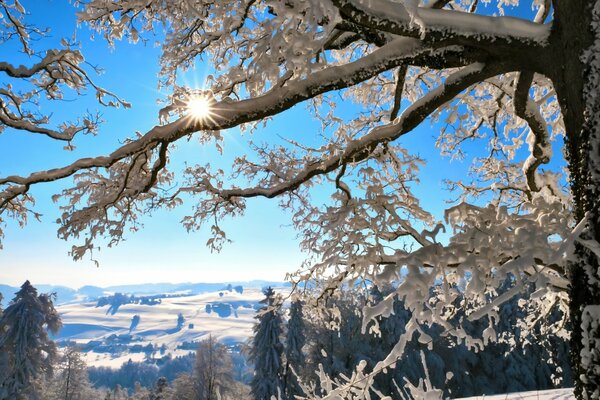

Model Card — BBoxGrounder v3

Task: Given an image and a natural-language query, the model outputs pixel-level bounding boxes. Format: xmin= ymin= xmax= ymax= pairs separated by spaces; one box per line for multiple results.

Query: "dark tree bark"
xmin=551 ymin=1 xmax=600 ymax=397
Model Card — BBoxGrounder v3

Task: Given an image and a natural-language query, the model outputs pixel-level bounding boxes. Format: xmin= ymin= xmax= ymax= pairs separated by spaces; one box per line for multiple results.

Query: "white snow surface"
xmin=55 ymin=287 xmax=282 ymax=368
xmin=455 ymin=388 xmax=574 ymax=399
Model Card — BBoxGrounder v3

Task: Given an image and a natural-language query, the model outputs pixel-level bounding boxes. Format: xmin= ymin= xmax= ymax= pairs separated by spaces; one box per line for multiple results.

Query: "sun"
xmin=186 ymin=96 xmax=212 ymax=120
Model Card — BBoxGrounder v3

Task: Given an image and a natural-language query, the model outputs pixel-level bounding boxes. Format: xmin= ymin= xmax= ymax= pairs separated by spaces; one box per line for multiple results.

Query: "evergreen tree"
xmin=250 ymin=287 xmax=284 ymax=400
xmin=0 ymin=281 xmax=61 ymax=400
xmin=36 ymin=345 xmax=104 ymax=400
xmin=176 ymin=313 xmax=185 ymax=330
xmin=284 ymin=300 xmax=305 ymax=400
xmin=149 ymin=377 xmax=168 ymax=400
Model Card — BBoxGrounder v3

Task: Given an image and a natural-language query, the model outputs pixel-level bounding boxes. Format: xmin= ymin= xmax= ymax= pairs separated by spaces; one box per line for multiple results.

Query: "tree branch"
xmin=199 ymin=63 xmax=505 ymax=201
xmin=390 ymin=65 xmax=408 ymax=121
xmin=514 ymin=71 xmax=551 ymax=193
xmin=332 ymin=0 xmax=550 ymax=65
xmin=0 ymin=39 xmax=475 ymax=195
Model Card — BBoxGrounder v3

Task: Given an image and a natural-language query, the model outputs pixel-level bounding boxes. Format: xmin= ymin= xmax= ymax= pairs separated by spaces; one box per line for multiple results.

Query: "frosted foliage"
xmin=0 ymin=0 xmax=589 ymax=397
xmin=78 ymin=0 xmax=339 ymax=94
xmin=0 ymin=0 xmax=128 ymax=250
xmin=194 ymin=336 xmax=234 ymax=399
xmin=0 ymin=281 xmax=62 ymax=399
xmin=285 ymin=300 xmax=306 ymax=399
xmin=250 ymin=287 xmax=285 ymax=400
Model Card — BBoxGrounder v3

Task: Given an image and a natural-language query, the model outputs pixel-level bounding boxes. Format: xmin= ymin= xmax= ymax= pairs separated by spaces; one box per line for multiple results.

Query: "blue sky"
xmin=0 ymin=0 xmax=552 ymax=288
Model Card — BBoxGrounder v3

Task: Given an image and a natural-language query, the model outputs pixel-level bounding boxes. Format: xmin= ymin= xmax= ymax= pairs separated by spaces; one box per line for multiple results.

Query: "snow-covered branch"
xmin=514 ymin=71 xmax=552 ymax=194
xmin=0 ymin=38 xmax=477 ymax=222
xmin=194 ymin=63 xmax=503 ymax=202
xmin=332 ymin=0 xmax=551 ymax=48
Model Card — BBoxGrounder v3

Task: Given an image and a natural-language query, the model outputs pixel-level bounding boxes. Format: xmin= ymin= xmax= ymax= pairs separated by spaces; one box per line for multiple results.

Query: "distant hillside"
xmin=0 ymin=280 xmax=291 ymax=305
xmin=0 ymin=284 xmax=18 ymax=305
xmin=53 ymin=286 xmax=289 ymax=368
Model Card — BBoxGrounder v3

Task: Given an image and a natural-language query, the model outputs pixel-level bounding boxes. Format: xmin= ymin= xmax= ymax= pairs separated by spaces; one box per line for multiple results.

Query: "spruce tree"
xmin=284 ymin=300 xmax=305 ymax=400
xmin=0 ymin=281 xmax=61 ymax=400
xmin=250 ymin=287 xmax=284 ymax=400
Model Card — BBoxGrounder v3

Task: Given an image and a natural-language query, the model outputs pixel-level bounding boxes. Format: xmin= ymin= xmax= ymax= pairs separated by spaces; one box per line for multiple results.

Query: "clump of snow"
xmin=454 ymin=388 xmax=574 ymax=399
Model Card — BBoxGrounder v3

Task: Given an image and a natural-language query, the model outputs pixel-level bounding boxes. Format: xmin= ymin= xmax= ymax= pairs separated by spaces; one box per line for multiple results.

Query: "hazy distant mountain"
xmin=0 ymin=284 xmax=18 ymax=305
xmin=104 ymin=281 xmax=290 ymax=296
xmin=1 ymin=283 xmax=79 ymax=305
xmin=78 ymin=285 xmax=105 ymax=299
xmin=0 ymin=280 xmax=290 ymax=305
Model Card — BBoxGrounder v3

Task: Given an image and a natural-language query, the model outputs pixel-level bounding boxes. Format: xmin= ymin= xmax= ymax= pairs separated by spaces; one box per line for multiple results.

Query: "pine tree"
xmin=0 ymin=281 xmax=62 ymax=400
xmin=284 ymin=300 xmax=305 ymax=400
xmin=250 ymin=287 xmax=284 ymax=400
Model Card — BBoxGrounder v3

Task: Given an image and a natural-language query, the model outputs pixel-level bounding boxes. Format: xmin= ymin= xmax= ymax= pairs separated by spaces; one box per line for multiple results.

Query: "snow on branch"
xmin=514 ymin=71 xmax=552 ymax=194
xmin=193 ymin=63 xmax=503 ymax=201
xmin=0 ymin=39 xmax=484 ymax=248
xmin=0 ymin=6 xmax=129 ymax=140
xmin=331 ymin=0 xmax=551 ymax=46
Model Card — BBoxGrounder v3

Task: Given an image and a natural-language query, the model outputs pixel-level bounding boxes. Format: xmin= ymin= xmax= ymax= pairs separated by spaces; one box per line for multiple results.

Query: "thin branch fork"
xmin=0 ymin=50 xmax=77 ymax=78
xmin=514 ymin=71 xmax=551 ymax=194
xmin=201 ymin=63 xmax=506 ymax=203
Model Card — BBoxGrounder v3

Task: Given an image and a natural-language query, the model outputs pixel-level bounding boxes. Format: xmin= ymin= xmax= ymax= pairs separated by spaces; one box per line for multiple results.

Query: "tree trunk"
xmin=552 ymin=1 xmax=600 ymax=398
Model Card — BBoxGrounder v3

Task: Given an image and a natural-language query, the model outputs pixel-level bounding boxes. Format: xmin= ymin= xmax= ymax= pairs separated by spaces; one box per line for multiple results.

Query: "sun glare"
xmin=187 ymin=96 xmax=212 ymax=120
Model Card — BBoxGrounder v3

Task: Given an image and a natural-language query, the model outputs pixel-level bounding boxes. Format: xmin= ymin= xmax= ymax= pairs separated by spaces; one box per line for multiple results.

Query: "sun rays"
xmin=186 ymin=95 xmax=213 ymax=121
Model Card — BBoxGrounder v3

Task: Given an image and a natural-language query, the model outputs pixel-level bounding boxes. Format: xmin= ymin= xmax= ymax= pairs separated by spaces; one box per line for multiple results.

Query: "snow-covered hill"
xmin=456 ymin=388 xmax=574 ymax=399
xmin=0 ymin=280 xmax=291 ymax=305
xmin=54 ymin=286 xmax=286 ymax=367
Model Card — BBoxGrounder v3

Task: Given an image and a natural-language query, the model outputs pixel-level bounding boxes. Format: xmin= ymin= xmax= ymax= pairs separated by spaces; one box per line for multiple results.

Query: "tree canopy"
xmin=1 ymin=0 xmax=600 ymax=398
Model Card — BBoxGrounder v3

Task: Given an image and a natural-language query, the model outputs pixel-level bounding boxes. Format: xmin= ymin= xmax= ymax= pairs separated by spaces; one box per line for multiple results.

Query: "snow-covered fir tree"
xmin=0 ymin=281 xmax=61 ymax=400
xmin=250 ymin=287 xmax=285 ymax=400
xmin=284 ymin=299 xmax=306 ymax=400
xmin=299 ymin=285 xmax=571 ymax=398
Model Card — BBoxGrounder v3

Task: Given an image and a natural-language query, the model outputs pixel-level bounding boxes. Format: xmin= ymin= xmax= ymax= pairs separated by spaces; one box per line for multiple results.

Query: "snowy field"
xmin=456 ymin=388 xmax=574 ymax=399
xmin=55 ymin=287 xmax=283 ymax=367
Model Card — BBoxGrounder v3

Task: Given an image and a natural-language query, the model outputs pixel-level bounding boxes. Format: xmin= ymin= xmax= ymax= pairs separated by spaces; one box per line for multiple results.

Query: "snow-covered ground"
xmin=456 ymin=388 xmax=574 ymax=399
xmin=55 ymin=287 xmax=281 ymax=367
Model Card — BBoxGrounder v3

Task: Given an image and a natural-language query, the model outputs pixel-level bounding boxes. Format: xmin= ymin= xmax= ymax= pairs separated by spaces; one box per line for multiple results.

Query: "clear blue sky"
xmin=0 ymin=0 xmax=553 ymax=288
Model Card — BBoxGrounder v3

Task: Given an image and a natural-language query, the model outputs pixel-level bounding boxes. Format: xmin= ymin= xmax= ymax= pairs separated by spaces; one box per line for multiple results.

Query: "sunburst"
xmin=186 ymin=95 xmax=212 ymax=121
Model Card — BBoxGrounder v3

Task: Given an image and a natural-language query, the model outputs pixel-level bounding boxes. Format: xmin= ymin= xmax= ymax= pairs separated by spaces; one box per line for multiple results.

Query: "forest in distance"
xmin=2 ymin=0 xmax=600 ymax=398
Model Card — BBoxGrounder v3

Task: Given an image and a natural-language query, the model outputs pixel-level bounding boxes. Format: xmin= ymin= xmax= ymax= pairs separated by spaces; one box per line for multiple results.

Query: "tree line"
xmin=0 ymin=281 xmax=571 ymax=399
